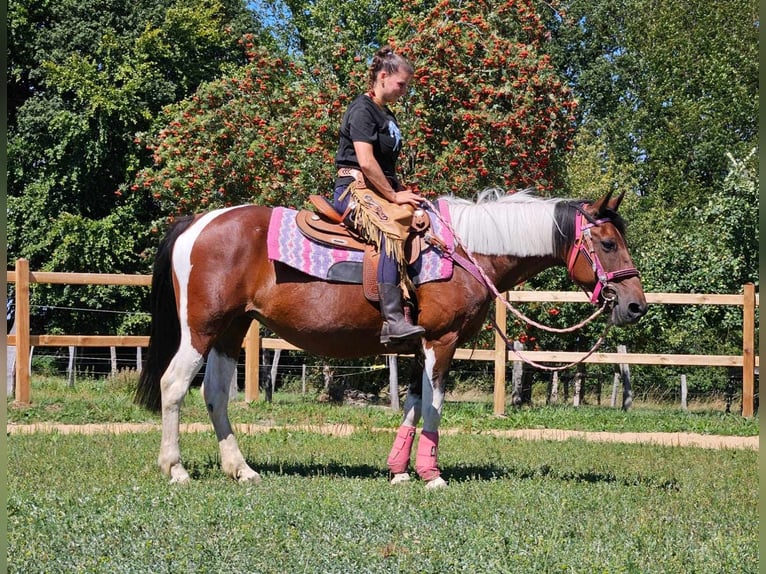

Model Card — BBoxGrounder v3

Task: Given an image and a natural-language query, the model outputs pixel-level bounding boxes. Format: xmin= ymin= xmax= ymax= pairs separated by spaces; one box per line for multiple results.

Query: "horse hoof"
xmin=424 ymin=476 xmax=448 ymax=490
xmin=237 ymin=469 xmax=262 ymax=484
xmin=390 ymin=472 xmax=411 ymax=485
xmin=169 ymin=467 xmax=191 ymax=484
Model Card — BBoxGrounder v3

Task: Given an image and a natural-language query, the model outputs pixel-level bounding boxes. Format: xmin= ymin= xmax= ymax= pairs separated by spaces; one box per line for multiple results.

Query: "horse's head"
xmin=566 ymin=192 xmax=647 ymax=326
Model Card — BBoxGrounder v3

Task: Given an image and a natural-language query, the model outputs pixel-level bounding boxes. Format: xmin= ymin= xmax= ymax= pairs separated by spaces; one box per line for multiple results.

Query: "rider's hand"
xmin=394 ymin=189 xmax=423 ymax=209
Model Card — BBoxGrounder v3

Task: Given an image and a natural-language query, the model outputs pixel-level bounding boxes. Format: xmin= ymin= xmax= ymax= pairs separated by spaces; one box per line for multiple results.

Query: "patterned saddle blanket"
xmin=267 ymin=200 xmax=454 ymax=285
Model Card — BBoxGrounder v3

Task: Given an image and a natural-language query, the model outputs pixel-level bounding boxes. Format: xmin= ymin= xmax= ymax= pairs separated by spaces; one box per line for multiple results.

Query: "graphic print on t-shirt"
xmin=388 ymin=121 xmax=402 ymax=151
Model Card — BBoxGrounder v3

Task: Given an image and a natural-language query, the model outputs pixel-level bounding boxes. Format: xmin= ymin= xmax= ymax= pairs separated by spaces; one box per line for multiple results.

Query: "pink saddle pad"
xmin=267 ymin=200 xmax=454 ymax=284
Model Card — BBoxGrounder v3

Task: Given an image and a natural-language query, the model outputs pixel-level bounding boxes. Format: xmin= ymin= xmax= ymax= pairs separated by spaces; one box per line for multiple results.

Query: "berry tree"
xmin=390 ymin=0 xmax=577 ymax=196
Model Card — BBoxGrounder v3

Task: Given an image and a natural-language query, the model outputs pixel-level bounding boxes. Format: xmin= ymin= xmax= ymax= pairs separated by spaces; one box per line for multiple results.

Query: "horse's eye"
xmin=601 ymin=239 xmax=617 ymax=252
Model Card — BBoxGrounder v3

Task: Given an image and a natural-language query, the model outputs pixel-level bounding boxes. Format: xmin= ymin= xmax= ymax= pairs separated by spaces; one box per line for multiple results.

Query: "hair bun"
xmin=378 ymin=46 xmax=394 ymax=58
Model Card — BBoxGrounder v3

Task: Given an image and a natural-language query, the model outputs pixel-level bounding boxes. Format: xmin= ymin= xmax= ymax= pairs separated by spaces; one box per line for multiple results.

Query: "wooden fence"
xmin=6 ymin=258 xmax=760 ymax=416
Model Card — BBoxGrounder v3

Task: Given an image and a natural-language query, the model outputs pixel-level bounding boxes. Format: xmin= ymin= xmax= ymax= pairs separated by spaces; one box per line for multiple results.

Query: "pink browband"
xmin=566 ymin=209 xmax=640 ymax=304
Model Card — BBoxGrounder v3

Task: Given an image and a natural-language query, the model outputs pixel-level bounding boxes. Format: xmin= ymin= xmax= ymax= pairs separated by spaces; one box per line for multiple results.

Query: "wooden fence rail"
xmin=6 ymin=258 xmax=759 ymax=415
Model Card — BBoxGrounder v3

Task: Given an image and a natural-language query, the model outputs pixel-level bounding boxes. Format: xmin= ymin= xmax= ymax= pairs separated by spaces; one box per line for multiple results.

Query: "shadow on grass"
xmin=444 ymin=463 xmax=680 ymax=491
xmin=186 ymin=457 xmax=679 ymax=491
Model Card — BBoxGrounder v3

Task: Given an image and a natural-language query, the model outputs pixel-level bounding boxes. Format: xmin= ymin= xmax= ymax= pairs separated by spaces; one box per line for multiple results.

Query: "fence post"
xmin=741 ymin=283 xmax=755 ymax=417
xmin=7 ymin=319 xmax=17 ymax=397
xmin=572 ymin=364 xmax=585 ymax=407
xmin=244 ymin=321 xmax=260 ymax=403
xmin=493 ymin=294 xmax=507 ymax=416
xmin=549 ymin=371 xmax=559 ymax=405
xmin=615 ymin=344 xmax=632 ymax=410
xmin=388 ymin=355 xmax=400 ymax=411
xmin=680 ymin=374 xmax=688 ymax=411
xmin=610 ymin=373 xmax=619 ymax=407
xmin=14 ymin=258 xmax=31 ymax=405
xmin=110 ymin=346 xmax=117 ymax=376
xmin=67 ymin=346 xmax=76 ymax=387
xmin=511 ymin=340 xmax=524 ymax=405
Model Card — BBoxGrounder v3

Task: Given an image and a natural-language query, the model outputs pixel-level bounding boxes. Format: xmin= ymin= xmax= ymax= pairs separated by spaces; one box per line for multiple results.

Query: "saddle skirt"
xmin=267 ymin=200 xmax=454 ymax=287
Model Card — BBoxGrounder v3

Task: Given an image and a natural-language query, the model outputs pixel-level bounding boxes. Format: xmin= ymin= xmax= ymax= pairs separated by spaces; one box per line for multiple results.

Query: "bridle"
xmin=566 ymin=208 xmax=640 ymax=304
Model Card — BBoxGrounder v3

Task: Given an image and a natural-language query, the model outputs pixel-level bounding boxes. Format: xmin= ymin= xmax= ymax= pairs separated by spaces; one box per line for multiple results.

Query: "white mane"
xmin=441 ymin=189 xmax=560 ymax=256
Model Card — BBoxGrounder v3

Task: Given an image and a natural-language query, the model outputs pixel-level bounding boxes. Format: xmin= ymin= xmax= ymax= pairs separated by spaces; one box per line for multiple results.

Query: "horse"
xmin=135 ymin=189 xmax=647 ymax=488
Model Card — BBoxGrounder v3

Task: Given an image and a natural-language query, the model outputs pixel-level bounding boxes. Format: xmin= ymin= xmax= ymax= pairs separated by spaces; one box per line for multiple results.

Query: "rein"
xmin=424 ymin=199 xmax=632 ymax=372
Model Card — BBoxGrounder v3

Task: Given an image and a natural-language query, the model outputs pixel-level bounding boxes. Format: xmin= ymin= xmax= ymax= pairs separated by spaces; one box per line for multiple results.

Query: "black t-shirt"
xmin=335 ymin=94 xmax=404 ymax=185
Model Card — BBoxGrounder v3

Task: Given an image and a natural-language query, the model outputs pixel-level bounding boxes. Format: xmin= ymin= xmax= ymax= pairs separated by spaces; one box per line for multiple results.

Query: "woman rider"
xmin=333 ymin=46 xmax=425 ymax=344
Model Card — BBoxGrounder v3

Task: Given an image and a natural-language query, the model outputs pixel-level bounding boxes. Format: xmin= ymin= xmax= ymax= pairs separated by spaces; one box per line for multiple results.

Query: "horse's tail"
xmin=135 ymin=216 xmax=196 ymax=412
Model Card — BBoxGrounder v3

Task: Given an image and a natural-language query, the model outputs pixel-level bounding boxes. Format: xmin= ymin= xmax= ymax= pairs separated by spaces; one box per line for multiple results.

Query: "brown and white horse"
xmin=135 ymin=190 xmax=647 ymax=487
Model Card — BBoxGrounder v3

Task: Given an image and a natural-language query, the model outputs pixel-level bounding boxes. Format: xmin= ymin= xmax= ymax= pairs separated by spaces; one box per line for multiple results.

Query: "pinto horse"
xmin=135 ymin=189 xmax=647 ymax=487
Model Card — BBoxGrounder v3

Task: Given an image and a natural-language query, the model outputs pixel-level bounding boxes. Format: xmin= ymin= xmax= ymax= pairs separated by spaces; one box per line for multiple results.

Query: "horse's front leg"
xmin=416 ymin=341 xmax=450 ymax=489
xmin=387 ymin=353 xmax=424 ymax=484
xmin=202 ymin=348 xmax=261 ymax=483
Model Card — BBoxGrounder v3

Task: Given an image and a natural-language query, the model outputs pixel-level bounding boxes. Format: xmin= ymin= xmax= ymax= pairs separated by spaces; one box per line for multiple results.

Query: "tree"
xmin=389 ymin=0 xmax=577 ymax=195
xmin=7 ymin=0 xmax=265 ymax=334
xmin=252 ymin=0 xmax=398 ymax=83
xmin=129 ymin=45 xmax=351 ymax=217
xmin=136 ymin=0 xmax=577 ymax=220
xmin=537 ymin=0 xmax=759 ymax=394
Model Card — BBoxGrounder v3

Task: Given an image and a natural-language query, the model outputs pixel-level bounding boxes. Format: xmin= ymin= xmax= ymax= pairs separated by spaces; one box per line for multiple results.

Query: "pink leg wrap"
xmin=415 ymin=431 xmax=440 ymax=481
xmin=387 ymin=425 xmax=416 ymax=474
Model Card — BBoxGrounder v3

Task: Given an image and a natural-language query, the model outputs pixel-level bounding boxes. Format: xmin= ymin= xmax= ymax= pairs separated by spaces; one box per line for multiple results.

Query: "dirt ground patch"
xmin=6 ymin=422 xmax=758 ymax=450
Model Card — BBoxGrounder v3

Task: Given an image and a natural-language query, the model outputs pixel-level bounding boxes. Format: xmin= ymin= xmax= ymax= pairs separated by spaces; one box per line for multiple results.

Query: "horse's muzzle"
xmin=611 ymin=297 xmax=648 ymax=326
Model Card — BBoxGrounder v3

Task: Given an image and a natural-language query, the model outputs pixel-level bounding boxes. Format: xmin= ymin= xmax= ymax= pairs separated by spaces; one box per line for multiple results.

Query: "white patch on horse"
xmin=421 ymin=345 xmax=444 ymax=433
xmin=173 ymin=206 xmax=248 ymax=352
xmin=401 ymin=389 xmax=422 ymax=428
xmin=443 ymin=189 xmax=558 ymax=257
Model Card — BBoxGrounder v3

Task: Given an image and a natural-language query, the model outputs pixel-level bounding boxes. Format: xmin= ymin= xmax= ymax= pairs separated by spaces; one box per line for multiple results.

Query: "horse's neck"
xmin=477 ymin=254 xmax=562 ymax=293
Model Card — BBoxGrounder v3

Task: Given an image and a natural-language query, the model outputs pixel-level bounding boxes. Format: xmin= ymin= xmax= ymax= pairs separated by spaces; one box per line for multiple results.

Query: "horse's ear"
xmin=591 ymin=191 xmax=613 ymax=216
xmin=609 ymin=191 xmax=626 ymax=213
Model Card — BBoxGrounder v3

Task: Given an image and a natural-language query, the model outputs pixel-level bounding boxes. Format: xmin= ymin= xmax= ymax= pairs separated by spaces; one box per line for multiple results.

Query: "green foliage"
xmin=130 ymin=46 xmax=352 ymax=216
xmin=259 ymin=0 xmax=396 ymax=82
xmin=130 ymin=0 xmax=576 ymax=215
xmin=8 ymin=0 xmax=262 ymax=334
xmin=619 ymin=148 xmax=758 ymax=358
xmin=524 ymin=0 xmax=758 ymax=388
xmin=549 ymin=0 xmax=758 ymax=202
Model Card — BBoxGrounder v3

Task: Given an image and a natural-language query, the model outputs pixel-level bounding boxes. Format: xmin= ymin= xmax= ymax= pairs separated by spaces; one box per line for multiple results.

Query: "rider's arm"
xmin=353 ymin=141 xmax=421 ymax=208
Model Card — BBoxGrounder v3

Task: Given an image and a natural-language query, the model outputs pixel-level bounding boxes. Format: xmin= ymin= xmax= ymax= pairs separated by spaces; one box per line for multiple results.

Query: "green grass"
xmin=8 ymin=430 xmax=758 ymax=573
xmin=7 ymin=376 xmax=759 ymax=437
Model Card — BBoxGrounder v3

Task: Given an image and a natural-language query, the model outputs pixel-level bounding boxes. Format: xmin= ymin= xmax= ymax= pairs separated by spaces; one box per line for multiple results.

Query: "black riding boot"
xmin=378 ymin=283 xmax=425 ymax=344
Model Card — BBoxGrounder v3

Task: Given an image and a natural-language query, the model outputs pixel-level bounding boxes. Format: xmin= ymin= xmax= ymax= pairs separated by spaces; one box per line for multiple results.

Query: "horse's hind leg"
xmin=159 ymin=344 xmax=205 ymax=483
xmin=202 ymin=319 xmax=261 ymax=483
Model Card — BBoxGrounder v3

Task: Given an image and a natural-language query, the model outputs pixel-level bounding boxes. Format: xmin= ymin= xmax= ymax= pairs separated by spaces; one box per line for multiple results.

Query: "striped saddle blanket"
xmin=267 ymin=200 xmax=454 ymax=285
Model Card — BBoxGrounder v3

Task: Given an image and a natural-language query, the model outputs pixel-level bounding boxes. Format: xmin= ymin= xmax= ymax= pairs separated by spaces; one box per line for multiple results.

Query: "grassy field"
xmin=7 ymin=377 xmax=760 ymax=573
xmin=8 ymin=430 xmax=758 ymax=573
